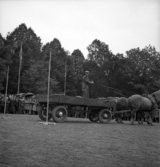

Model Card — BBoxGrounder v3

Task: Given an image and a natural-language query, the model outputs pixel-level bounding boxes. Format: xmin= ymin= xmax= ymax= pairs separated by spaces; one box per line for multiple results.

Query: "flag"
xmin=19 ymin=41 xmax=23 ymax=69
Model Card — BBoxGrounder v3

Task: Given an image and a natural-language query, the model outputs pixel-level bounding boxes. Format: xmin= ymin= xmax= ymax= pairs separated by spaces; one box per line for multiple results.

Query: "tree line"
xmin=0 ymin=23 xmax=160 ymax=98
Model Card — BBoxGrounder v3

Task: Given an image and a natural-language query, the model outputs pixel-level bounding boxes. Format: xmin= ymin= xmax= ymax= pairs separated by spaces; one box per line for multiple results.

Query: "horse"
xmin=106 ymin=97 xmax=129 ymax=123
xmin=116 ymin=97 xmax=129 ymax=121
xmin=128 ymin=91 xmax=160 ymax=125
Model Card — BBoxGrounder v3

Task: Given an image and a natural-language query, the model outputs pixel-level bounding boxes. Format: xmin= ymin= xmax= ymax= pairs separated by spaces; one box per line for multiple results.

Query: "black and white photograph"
xmin=0 ymin=0 xmax=160 ymax=167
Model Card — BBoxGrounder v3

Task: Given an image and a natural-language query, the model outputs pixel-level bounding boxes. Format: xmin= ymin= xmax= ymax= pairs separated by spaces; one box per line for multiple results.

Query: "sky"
xmin=0 ymin=0 xmax=160 ymax=57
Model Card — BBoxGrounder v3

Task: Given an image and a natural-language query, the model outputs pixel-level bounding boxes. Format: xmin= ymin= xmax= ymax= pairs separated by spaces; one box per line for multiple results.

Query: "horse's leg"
xmin=119 ymin=113 xmax=124 ymax=123
xmin=130 ymin=109 xmax=137 ymax=125
xmin=147 ymin=117 xmax=152 ymax=125
xmin=140 ymin=111 xmax=145 ymax=124
xmin=115 ymin=112 xmax=123 ymax=123
xmin=145 ymin=112 xmax=151 ymax=125
xmin=114 ymin=114 xmax=119 ymax=123
xmin=138 ymin=111 xmax=144 ymax=124
xmin=117 ymin=114 xmax=121 ymax=123
xmin=137 ymin=111 xmax=141 ymax=124
xmin=148 ymin=111 xmax=154 ymax=126
xmin=140 ymin=112 xmax=144 ymax=124
xmin=147 ymin=117 xmax=150 ymax=124
xmin=74 ymin=111 xmax=77 ymax=118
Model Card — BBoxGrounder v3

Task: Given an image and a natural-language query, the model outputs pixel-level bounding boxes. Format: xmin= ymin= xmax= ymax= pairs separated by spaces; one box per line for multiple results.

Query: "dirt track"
xmin=0 ymin=114 xmax=160 ymax=167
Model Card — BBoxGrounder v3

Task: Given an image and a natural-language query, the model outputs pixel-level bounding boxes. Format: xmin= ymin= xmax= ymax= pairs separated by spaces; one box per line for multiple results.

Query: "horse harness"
xmin=151 ymin=94 xmax=160 ymax=107
xmin=142 ymin=94 xmax=158 ymax=111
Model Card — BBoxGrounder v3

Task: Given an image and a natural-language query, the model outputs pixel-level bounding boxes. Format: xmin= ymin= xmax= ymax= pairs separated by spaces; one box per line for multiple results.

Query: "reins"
xmin=94 ymin=83 xmax=127 ymax=97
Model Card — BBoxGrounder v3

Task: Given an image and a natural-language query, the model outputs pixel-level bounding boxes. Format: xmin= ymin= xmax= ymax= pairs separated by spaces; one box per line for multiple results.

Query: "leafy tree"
xmin=71 ymin=49 xmax=84 ymax=77
xmin=42 ymin=38 xmax=68 ymax=94
xmin=133 ymin=84 xmax=146 ymax=95
xmin=126 ymin=45 xmax=160 ymax=94
xmin=5 ymin=23 xmax=42 ymax=93
xmin=0 ymin=34 xmax=7 ymax=91
xmin=71 ymin=49 xmax=85 ymax=96
xmin=20 ymin=60 xmax=59 ymax=94
xmin=87 ymin=39 xmax=113 ymax=67
xmin=65 ymin=56 xmax=78 ymax=96
xmin=0 ymin=34 xmax=12 ymax=92
xmin=86 ymin=40 xmax=107 ymax=97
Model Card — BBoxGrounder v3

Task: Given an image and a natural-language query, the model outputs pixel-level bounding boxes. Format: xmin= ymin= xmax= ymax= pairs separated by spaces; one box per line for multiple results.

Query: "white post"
xmin=18 ymin=41 xmax=22 ymax=94
xmin=39 ymin=49 xmax=56 ymax=125
xmin=46 ymin=49 xmax=52 ymax=124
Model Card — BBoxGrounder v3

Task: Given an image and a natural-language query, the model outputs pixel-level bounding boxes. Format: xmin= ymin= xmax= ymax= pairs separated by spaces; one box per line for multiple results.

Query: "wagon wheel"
xmin=38 ymin=105 xmax=52 ymax=121
xmin=88 ymin=112 xmax=99 ymax=122
xmin=52 ymin=106 xmax=68 ymax=123
xmin=98 ymin=109 xmax=112 ymax=124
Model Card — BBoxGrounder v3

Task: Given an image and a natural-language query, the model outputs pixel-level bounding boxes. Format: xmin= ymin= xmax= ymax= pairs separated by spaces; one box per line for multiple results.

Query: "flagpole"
xmin=39 ymin=48 xmax=56 ymax=125
xmin=46 ymin=49 xmax=52 ymax=124
xmin=18 ymin=41 xmax=22 ymax=94
xmin=3 ymin=66 xmax=10 ymax=117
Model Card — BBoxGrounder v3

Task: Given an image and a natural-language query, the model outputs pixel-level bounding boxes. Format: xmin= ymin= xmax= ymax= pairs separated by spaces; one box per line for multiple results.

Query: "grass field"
xmin=0 ymin=114 xmax=160 ymax=167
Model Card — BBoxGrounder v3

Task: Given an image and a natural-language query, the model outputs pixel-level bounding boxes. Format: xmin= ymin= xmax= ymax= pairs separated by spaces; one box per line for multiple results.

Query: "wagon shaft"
xmin=112 ymin=110 xmax=131 ymax=114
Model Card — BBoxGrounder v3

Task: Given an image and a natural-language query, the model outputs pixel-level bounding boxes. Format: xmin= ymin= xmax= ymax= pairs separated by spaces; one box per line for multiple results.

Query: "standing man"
xmin=82 ymin=71 xmax=94 ymax=98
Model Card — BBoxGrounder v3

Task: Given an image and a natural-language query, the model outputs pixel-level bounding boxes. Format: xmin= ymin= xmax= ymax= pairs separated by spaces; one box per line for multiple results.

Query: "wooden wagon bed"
xmin=36 ymin=94 xmax=116 ymax=108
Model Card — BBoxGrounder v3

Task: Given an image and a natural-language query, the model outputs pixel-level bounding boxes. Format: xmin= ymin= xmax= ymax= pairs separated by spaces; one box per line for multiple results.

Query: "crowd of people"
xmin=0 ymin=93 xmax=37 ymax=115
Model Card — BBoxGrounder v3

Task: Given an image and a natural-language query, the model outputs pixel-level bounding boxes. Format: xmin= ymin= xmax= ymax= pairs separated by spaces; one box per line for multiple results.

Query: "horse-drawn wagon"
xmin=36 ymin=94 xmax=117 ymax=123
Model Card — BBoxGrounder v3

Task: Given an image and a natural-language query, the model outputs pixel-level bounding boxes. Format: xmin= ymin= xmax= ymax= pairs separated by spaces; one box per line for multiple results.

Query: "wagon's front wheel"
xmin=99 ymin=109 xmax=112 ymax=124
xmin=38 ymin=105 xmax=52 ymax=121
xmin=88 ymin=112 xmax=99 ymax=122
xmin=52 ymin=106 xmax=68 ymax=123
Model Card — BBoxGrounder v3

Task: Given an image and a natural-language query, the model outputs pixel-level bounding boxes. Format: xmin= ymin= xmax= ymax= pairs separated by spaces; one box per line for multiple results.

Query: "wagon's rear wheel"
xmin=98 ymin=109 xmax=112 ymax=124
xmin=38 ymin=105 xmax=52 ymax=121
xmin=88 ymin=112 xmax=99 ymax=122
xmin=52 ymin=106 xmax=68 ymax=123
